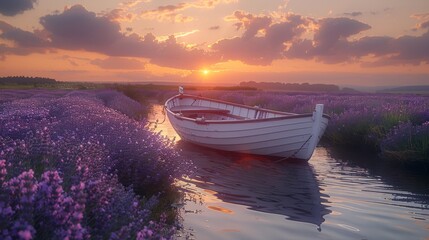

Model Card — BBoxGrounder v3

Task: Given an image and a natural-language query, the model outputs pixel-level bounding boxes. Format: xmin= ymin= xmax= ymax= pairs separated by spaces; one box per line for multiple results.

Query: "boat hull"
xmin=165 ymin=94 xmax=329 ymax=160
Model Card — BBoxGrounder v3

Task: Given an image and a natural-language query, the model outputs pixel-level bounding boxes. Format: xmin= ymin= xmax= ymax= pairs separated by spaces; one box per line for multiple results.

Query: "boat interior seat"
xmin=170 ymin=105 xmax=230 ymax=115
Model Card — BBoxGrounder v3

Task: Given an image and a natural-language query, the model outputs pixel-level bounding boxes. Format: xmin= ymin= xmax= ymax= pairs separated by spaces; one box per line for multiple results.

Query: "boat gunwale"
xmin=165 ymin=94 xmax=331 ymax=124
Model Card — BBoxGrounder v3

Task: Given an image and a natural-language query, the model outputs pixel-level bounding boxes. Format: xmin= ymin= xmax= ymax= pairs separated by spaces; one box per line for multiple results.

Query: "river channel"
xmin=149 ymin=104 xmax=429 ymax=240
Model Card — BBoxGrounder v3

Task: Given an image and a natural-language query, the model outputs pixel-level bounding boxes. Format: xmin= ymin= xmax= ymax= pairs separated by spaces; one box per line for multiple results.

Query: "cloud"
xmin=420 ymin=20 xmax=429 ymax=29
xmin=286 ymin=17 xmax=373 ymax=63
xmin=314 ymin=18 xmax=370 ymax=46
xmin=39 ymin=5 xmax=216 ymax=69
xmin=91 ymin=57 xmax=145 ymax=69
xmin=193 ymin=0 xmax=238 ymax=8
xmin=350 ymin=36 xmax=394 ymax=57
xmin=411 ymin=12 xmax=429 ymax=20
xmin=232 ymin=11 xmax=272 ymax=38
xmin=0 ymin=20 xmax=47 ymax=58
xmin=0 ymin=5 xmax=215 ymax=69
xmin=343 ymin=12 xmax=363 ymax=17
xmin=0 ymin=21 xmax=47 ymax=48
xmin=104 ymin=8 xmax=136 ymax=22
xmin=1 ymin=5 xmax=428 ymax=68
xmin=215 ymin=11 xmax=429 ymax=66
xmin=40 ymin=5 xmax=122 ymax=51
xmin=378 ymin=31 xmax=429 ymax=65
xmin=0 ymin=0 xmax=37 ymax=16
xmin=141 ymin=0 xmax=237 ymax=23
xmin=287 ymin=17 xmax=429 ymax=66
xmin=148 ymin=35 xmax=217 ymax=69
xmin=413 ymin=19 xmax=429 ymax=31
xmin=212 ymin=12 xmax=310 ymax=65
xmin=121 ymin=0 xmax=151 ymax=8
xmin=209 ymin=25 xmax=220 ymax=30
xmin=141 ymin=3 xmax=193 ymax=23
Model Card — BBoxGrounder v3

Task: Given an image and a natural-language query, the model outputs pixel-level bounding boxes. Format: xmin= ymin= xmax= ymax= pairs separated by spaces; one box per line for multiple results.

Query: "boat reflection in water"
xmin=148 ymin=104 xmax=331 ymax=237
xmin=177 ymin=141 xmax=332 ymax=231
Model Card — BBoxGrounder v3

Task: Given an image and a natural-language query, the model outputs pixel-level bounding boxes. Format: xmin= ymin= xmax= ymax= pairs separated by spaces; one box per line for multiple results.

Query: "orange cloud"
xmin=141 ymin=0 xmax=237 ymax=23
xmin=140 ymin=3 xmax=192 ymax=23
xmin=1 ymin=5 xmax=429 ymax=71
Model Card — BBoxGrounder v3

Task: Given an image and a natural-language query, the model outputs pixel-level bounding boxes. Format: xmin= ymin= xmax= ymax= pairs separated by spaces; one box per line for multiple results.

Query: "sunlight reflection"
xmin=147 ymin=104 xmax=181 ymax=141
xmin=208 ymin=205 xmax=234 ymax=214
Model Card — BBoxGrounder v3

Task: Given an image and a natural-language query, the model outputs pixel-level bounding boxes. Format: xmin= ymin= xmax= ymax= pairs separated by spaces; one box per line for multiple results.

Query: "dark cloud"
xmin=265 ymin=14 xmax=308 ymax=45
xmin=0 ymin=20 xmax=47 ymax=59
xmin=231 ymin=11 xmax=272 ymax=38
xmin=350 ymin=36 xmax=394 ymax=57
xmin=0 ymin=21 xmax=47 ymax=48
xmin=313 ymin=18 xmax=371 ymax=51
xmin=156 ymin=4 xmax=187 ymax=12
xmin=37 ymin=5 xmax=214 ymax=69
xmin=343 ymin=12 xmax=363 ymax=17
xmin=0 ymin=5 xmax=428 ymax=68
xmin=421 ymin=20 xmax=429 ymax=29
xmin=382 ymin=32 xmax=429 ymax=65
xmin=214 ymin=12 xmax=428 ymax=66
xmin=287 ymin=17 xmax=372 ymax=63
xmin=287 ymin=17 xmax=429 ymax=66
xmin=212 ymin=13 xmax=307 ymax=65
xmin=40 ymin=5 xmax=122 ymax=51
xmin=0 ymin=0 xmax=37 ymax=16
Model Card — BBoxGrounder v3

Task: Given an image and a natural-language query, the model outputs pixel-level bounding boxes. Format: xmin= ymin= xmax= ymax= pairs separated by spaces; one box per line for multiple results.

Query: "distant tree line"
xmin=377 ymin=85 xmax=429 ymax=93
xmin=0 ymin=76 xmax=57 ymax=85
xmin=239 ymin=81 xmax=342 ymax=92
xmin=212 ymin=86 xmax=257 ymax=91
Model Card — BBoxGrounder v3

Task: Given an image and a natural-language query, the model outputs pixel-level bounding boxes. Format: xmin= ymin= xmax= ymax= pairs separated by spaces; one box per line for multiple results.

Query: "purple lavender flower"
xmin=0 ymin=90 xmax=191 ymax=239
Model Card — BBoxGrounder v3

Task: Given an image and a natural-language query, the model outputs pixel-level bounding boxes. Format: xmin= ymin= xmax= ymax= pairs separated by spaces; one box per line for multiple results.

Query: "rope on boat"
xmin=147 ymin=105 xmax=167 ymax=126
xmin=275 ymin=135 xmax=312 ymax=163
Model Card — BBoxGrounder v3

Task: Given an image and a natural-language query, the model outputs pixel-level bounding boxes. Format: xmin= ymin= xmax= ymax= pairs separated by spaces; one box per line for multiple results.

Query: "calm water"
xmin=149 ymin=105 xmax=429 ymax=240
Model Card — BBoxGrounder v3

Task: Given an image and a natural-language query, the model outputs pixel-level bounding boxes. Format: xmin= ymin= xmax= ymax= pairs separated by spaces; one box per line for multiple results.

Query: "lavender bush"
xmin=380 ymin=121 xmax=429 ymax=164
xmin=0 ymin=90 xmax=192 ymax=239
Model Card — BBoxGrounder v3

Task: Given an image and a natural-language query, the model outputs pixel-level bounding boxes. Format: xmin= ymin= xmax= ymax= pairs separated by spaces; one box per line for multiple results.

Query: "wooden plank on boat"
xmin=170 ymin=105 xmax=230 ymax=114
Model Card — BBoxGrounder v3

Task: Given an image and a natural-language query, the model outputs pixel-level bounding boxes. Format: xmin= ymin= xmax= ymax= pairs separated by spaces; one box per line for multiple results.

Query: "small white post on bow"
xmin=179 ymin=86 xmax=184 ymax=95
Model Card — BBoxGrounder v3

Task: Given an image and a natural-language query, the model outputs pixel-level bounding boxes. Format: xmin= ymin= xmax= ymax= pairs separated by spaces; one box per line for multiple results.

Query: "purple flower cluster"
xmin=0 ymin=90 xmax=192 ymax=239
xmin=380 ymin=121 xmax=429 ymax=163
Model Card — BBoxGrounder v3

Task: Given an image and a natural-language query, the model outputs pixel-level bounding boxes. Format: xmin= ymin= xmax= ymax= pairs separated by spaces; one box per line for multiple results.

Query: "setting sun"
xmin=202 ymin=69 xmax=210 ymax=75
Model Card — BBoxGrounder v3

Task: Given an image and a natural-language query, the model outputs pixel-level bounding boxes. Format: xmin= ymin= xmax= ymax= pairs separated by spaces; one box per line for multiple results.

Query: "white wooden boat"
xmin=165 ymin=89 xmax=329 ymax=160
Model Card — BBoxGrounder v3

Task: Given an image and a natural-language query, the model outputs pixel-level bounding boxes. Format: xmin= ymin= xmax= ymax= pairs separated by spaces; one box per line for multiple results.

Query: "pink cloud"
xmin=38 ymin=5 xmax=216 ymax=69
xmin=212 ymin=12 xmax=309 ymax=65
xmin=0 ymin=5 xmax=428 ymax=68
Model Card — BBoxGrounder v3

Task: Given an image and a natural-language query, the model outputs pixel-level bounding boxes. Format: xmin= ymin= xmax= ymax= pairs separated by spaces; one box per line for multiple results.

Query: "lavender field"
xmin=0 ymin=90 xmax=192 ymax=239
xmin=1 ymin=88 xmax=428 ymax=239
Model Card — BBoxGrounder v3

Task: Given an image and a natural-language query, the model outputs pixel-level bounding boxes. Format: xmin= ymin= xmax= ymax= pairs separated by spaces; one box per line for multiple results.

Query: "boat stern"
xmin=295 ymin=104 xmax=327 ymax=160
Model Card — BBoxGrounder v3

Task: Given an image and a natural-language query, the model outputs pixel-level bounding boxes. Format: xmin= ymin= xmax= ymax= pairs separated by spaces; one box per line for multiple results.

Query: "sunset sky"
xmin=0 ymin=0 xmax=428 ymax=86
